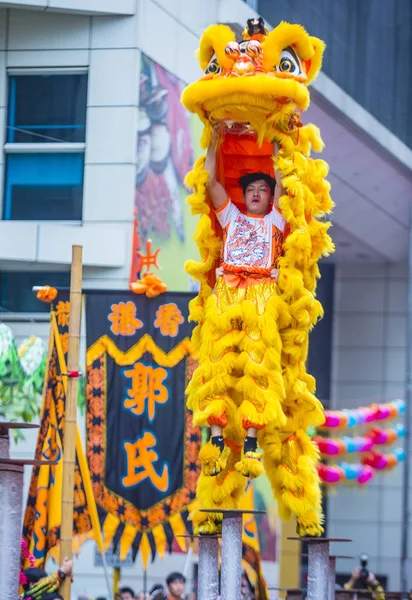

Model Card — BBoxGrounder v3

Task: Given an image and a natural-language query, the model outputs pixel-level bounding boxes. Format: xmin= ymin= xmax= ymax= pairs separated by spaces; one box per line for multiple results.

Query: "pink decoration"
xmin=357 ymin=466 xmax=374 ymax=484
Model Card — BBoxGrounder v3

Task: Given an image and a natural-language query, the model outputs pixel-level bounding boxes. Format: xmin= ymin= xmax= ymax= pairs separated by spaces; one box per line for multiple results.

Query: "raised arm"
xmin=273 ymin=141 xmax=284 ymax=208
xmin=205 ymin=129 xmax=228 ymax=210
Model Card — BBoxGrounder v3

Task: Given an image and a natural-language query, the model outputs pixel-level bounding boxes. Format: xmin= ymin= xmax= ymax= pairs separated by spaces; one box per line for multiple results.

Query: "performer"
xmin=19 ymin=558 xmax=72 ymax=599
xmin=191 ymin=128 xmax=287 ymax=478
xmin=182 ymin=18 xmax=333 ymax=536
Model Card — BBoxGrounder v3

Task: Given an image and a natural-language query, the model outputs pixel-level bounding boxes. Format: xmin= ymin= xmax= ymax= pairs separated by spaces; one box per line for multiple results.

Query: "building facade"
xmin=0 ymin=0 xmax=411 ymax=595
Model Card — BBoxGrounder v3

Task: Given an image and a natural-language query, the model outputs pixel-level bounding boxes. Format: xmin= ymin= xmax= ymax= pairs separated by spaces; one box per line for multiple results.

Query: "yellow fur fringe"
xmin=197 ymin=24 xmax=235 ymax=71
xmin=199 ymin=441 xmax=225 ymax=476
xmin=235 ymin=453 xmax=264 ymax=479
xmin=183 ymin=21 xmax=333 ymax=536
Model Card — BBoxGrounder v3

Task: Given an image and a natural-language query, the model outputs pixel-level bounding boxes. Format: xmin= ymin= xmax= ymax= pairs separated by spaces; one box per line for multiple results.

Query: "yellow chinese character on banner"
xmin=108 ymin=301 xmax=143 ymax=336
xmin=123 ymin=363 xmax=168 ymax=421
xmin=154 ymin=303 xmax=184 ymax=337
xmin=122 ymin=431 xmax=169 ymax=492
xmin=55 ymin=301 xmax=70 ymax=327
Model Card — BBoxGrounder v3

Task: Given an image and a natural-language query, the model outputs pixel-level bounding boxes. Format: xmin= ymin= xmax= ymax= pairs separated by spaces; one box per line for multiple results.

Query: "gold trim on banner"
xmin=140 ymin=533 xmax=151 ymax=569
xmin=152 ymin=524 xmax=167 ymax=559
xmin=87 ymin=334 xmax=192 ymax=367
xmin=169 ymin=513 xmax=187 ymax=552
xmin=102 ymin=513 xmax=121 ymax=552
xmin=119 ymin=525 xmax=138 ymax=562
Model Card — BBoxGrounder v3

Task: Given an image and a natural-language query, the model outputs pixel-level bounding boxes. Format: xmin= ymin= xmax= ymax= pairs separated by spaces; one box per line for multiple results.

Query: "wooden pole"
xmin=60 ymin=245 xmax=83 ymax=600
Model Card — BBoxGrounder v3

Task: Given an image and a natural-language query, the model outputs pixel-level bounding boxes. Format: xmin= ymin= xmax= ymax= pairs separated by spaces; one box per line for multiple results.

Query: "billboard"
xmin=134 ymin=54 xmax=203 ymax=291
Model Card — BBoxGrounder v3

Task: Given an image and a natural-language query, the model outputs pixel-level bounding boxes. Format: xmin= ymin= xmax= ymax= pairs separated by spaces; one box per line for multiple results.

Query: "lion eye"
xmin=275 ymin=47 xmax=302 ymax=75
xmin=205 ymin=54 xmax=222 ymax=75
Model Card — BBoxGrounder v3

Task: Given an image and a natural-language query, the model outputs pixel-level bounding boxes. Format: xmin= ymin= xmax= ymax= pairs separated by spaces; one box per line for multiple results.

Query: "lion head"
xmin=181 ymin=20 xmax=324 ymax=144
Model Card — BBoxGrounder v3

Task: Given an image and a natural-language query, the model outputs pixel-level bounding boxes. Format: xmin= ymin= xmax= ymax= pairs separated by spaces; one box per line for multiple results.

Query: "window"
xmin=4 ymin=153 xmax=84 ymax=220
xmin=0 ymin=271 xmax=70 ymax=313
xmin=4 ymin=71 xmax=87 ymax=221
xmin=7 ymin=74 xmax=87 ymax=144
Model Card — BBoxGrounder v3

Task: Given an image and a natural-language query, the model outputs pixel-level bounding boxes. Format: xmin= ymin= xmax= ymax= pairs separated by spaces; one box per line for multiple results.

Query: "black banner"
xmin=85 ymin=291 xmax=199 ymax=552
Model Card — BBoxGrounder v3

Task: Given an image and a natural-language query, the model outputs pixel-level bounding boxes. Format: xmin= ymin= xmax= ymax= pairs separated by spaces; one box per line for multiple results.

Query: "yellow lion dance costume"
xmin=182 ymin=18 xmax=334 ymax=536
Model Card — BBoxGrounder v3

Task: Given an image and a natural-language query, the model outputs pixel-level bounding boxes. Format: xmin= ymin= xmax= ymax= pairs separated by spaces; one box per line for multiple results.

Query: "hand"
xmin=215 ymin=266 xmax=224 ymax=279
xmin=60 ymin=557 xmax=73 ymax=577
xmin=367 ymin=572 xmax=378 ymax=586
xmin=351 ymin=568 xmax=361 ymax=580
xmin=270 ymin=268 xmax=279 ymax=281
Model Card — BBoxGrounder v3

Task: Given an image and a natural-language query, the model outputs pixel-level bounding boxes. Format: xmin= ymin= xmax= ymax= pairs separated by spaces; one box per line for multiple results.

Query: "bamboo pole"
xmin=60 ymin=245 xmax=83 ymax=600
xmin=113 ymin=567 xmax=121 ymax=593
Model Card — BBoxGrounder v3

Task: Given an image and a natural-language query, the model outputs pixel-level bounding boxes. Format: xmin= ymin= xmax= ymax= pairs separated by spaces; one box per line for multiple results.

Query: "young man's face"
xmin=243 ymin=180 xmax=272 ymax=215
xmin=121 ymin=592 xmax=135 ymax=600
xmin=168 ymin=578 xmax=185 ymax=597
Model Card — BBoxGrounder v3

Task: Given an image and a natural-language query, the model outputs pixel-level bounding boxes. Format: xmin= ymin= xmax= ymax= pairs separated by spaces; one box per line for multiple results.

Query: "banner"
xmin=85 ymin=291 xmax=200 ymax=566
xmin=22 ymin=294 xmax=103 ymax=567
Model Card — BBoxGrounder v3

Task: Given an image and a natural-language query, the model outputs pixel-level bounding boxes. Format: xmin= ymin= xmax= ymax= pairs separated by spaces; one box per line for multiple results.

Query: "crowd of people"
xmin=19 ymin=561 xmax=259 ymax=600
xmin=23 ymin=558 xmax=412 ymax=600
xmin=115 ymin=571 xmax=189 ymax=600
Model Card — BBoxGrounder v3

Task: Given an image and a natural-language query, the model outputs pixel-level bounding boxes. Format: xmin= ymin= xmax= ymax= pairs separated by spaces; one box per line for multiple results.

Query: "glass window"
xmin=3 ymin=153 xmax=84 ymax=220
xmin=4 ymin=72 xmax=87 ymax=221
xmin=0 ymin=271 xmax=70 ymax=313
xmin=7 ymin=74 xmax=87 ymax=144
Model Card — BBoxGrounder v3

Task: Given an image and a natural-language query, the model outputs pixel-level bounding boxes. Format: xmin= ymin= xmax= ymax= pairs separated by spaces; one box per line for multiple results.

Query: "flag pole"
xmin=100 ymin=552 xmax=112 ymax=598
xmin=60 ymin=245 xmax=83 ymax=600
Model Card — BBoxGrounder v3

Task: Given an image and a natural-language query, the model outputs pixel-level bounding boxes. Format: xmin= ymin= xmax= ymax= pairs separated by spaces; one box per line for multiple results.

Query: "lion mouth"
xmin=213 ymin=121 xmax=254 ymax=134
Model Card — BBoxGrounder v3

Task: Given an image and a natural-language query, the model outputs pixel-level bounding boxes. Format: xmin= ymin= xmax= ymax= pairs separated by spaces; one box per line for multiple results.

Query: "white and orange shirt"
xmin=215 ymin=197 xmax=286 ymax=273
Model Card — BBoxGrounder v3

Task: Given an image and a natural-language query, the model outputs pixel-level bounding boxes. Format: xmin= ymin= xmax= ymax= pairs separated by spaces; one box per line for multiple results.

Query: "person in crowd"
xmin=165 ymin=572 xmax=186 ymax=600
xmin=20 ymin=558 xmax=73 ymax=599
xmin=149 ymin=584 xmax=165 ymax=600
xmin=119 ymin=587 xmax=136 ymax=600
xmin=344 ymin=567 xmax=385 ymax=600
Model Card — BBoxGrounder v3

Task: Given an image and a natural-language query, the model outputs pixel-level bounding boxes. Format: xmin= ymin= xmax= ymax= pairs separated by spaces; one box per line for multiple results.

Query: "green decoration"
xmin=0 ymin=324 xmax=47 ymax=441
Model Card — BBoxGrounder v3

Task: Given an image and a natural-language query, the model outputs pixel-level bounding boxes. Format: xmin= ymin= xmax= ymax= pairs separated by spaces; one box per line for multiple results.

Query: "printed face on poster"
xmin=135 ymin=53 xmax=203 ymax=292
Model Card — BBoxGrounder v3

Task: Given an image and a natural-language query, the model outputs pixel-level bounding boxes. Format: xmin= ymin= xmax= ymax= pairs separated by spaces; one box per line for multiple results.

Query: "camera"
xmin=359 ymin=553 xmax=369 ymax=585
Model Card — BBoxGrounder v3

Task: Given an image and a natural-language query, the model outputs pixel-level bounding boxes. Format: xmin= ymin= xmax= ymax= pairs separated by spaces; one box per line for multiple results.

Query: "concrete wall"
xmin=328 ymin=262 xmax=411 ymax=590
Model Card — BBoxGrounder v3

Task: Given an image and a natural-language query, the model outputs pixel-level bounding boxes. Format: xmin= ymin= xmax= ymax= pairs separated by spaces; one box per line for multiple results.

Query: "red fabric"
xmin=67 ymin=370 xmax=80 ymax=378
xmin=217 ymin=133 xmax=274 ymax=209
xmin=206 ymin=132 xmax=276 ymax=290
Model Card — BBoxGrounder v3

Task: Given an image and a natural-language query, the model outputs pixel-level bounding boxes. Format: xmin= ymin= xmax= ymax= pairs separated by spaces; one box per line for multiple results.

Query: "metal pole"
xmin=100 ymin=553 xmax=112 ymax=599
xmin=401 ymin=203 xmax=412 ymax=594
xmin=307 ymin=540 xmax=330 ymax=600
xmin=143 ymin=569 xmax=147 ymax=595
xmin=221 ymin=512 xmax=243 ymax=600
xmin=198 ymin=536 xmax=219 ymax=600
xmin=0 ymin=426 xmax=23 ymax=600
xmin=328 ymin=556 xmax=336 ymax=600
